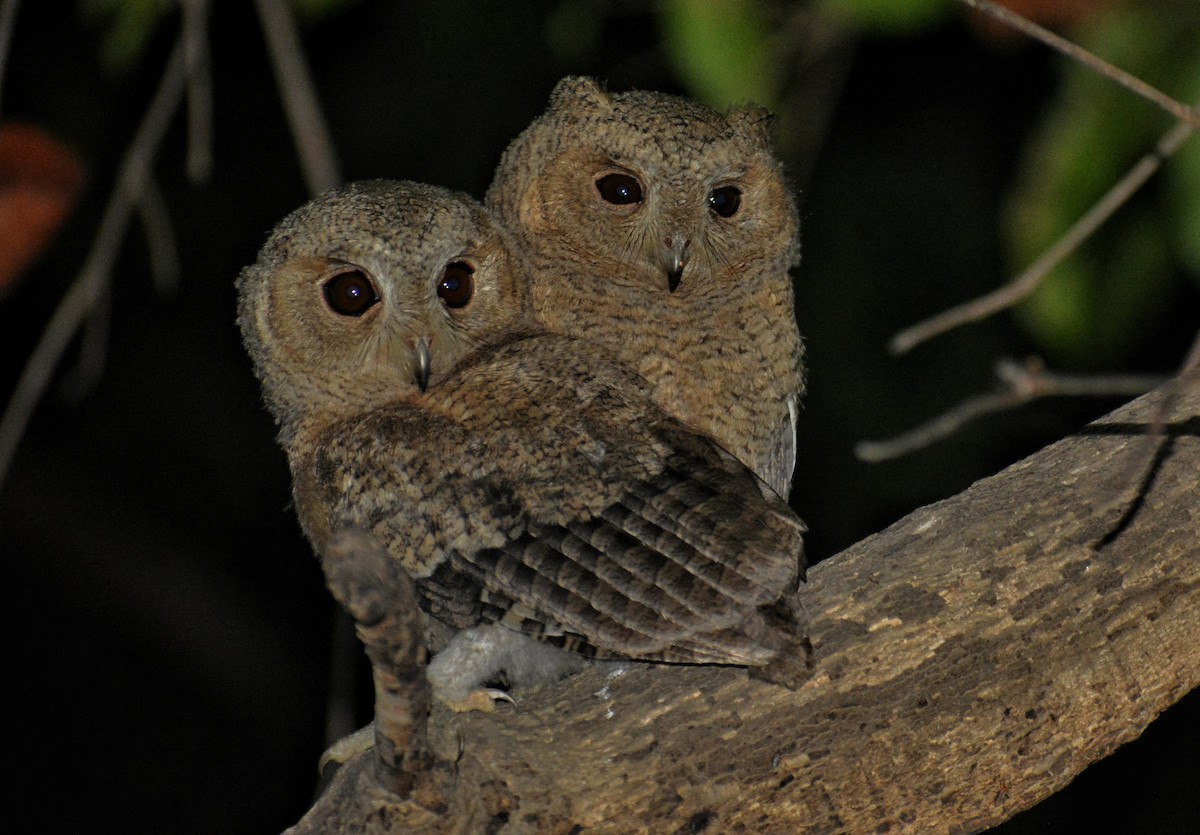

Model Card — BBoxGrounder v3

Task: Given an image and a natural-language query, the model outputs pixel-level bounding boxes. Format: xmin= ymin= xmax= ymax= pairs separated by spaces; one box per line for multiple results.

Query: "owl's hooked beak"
xmin=411 ymin=336 xmax=431 ymax=393
xmin=661 ymin=234 xmax=689 ymax=293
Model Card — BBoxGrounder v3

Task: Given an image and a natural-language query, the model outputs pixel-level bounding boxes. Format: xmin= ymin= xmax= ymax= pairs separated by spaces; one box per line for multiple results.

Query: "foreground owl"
xmin=238 ymin=180 xmax=809 ymax=707
xmin=486 ymin=76 xmax=804 ymax=498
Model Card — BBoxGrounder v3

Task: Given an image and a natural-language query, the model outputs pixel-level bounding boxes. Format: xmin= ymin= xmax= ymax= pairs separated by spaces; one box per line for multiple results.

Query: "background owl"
xmin=486 ymin=76 xmax=804 ymax=498
xmin=237 ymin=180 xmax=809 ymax=707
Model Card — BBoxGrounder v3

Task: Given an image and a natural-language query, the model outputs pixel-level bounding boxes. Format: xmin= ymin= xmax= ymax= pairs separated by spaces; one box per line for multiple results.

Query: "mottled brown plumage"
xmin=237 ymin=181 xmax=808 ymax=706
xmin=487 ymin=76 xmax=804 ymax=497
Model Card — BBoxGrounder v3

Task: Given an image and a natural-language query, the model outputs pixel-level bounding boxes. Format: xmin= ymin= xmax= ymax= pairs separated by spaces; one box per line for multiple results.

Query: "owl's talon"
xmin=487 ymin=687 xmax=516 ymax=705
xmin=318 ymin=723 xmax=375 ymax=777
xmin=441 ymin=687 xmax=514 ymax=713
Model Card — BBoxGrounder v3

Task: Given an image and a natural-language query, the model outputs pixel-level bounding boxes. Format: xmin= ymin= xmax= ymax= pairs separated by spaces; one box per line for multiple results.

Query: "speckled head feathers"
xmin=486 ymin=76 xmax=799 ymax=299
xmin=237 ymin=180 xmax=531 ymax=434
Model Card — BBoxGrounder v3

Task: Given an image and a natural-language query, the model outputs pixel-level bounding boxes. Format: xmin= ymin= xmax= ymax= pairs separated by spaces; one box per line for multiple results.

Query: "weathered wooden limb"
xmin=291 ymin=372 xmax=1199 ymax=833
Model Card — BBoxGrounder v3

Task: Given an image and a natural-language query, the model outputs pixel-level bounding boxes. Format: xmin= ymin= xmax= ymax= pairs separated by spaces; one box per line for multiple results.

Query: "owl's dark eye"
xmin=708 ymin=185 xmax=742 ymax=218
xmin=438 ymin=261 xmax=475 ymax=308
xmin=323 ymin=269 xmax=379 ymax=317
xmin=596 ymin=173 xmax=644 ymax=205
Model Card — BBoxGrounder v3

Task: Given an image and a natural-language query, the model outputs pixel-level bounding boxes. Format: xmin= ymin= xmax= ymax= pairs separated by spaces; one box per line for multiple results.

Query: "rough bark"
xmin=290 ymin=372 xmax=1199 ymax=834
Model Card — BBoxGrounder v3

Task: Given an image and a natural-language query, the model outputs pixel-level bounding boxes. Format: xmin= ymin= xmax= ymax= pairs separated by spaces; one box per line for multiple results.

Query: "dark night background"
xmin=3 ymin=2 xmax=1196 ymax=832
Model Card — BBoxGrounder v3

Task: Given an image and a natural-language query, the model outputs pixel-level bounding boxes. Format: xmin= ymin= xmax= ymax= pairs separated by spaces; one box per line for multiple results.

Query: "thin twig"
xmin=139 ymin=174 xmax=182 ymax=296
xmin=253 ymin=0 xmax=341 ymax=195
xmin=0 ymin=0 xmax=19 ymax=118
xmin=1183 ymin=327 xmax=1200 ymax=375
xmin=855 ymin=357 xmax=1167 ymax=462
xmin=1097 ymin=328 xmax=1200 ymax=524
xmin=57 ymin=285 xmax=111 ymax=403
xmin=0 ymin=38 xmax=188 ymax=488
xmin=182 ymin=0 xmax=214 ymax=183
xmin=890 ymin=118 xmax=1196 ymax=354
xmin=957 ymin=0 xmax=1199 ymax=129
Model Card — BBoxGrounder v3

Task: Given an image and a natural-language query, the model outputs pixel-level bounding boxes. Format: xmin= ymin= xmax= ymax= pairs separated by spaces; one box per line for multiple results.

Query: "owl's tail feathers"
xmin=749 ymin=596 xmax=814 ymax=690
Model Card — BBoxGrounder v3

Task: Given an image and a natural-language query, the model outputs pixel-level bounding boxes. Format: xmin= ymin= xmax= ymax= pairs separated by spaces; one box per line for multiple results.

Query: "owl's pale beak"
xmin=412 ymin=336 xmax=431 ymax=393
xmin=661 ymin=234 xmax=689 ymax=292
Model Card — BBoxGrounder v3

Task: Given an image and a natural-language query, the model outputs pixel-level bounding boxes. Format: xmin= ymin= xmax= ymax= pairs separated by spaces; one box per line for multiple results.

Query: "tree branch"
xmin=856 ymin=356 xmax=1168 ymax=462
xmin=0 ymin=0 xmax=19 ymax=118
xmin=889 ymin=117 xmax=1196 ymax=355
xmin=957 ymin=0 xmax=1198 ymax=129
xmin=292 ymin=371 xmax=1199 ymax=832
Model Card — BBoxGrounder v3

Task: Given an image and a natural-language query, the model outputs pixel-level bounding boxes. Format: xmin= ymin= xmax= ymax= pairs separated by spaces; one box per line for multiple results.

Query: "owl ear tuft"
xmin=727 ymin=104 xmax=775 ymax=147
xmin=550 ymin=76 xmax=614 ymax=113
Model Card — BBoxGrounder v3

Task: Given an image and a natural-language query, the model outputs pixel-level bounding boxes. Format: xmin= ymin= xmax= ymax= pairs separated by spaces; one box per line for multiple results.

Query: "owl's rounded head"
xmin=237 ymin=180 xmax=530 ymax=431
xmin=487 ymin=76 xmax=799 ymax=299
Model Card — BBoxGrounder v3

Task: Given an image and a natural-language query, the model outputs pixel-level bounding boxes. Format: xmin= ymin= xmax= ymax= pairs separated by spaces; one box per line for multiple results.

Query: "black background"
xmin=3 ymin=2 xmax=1196 ymax=831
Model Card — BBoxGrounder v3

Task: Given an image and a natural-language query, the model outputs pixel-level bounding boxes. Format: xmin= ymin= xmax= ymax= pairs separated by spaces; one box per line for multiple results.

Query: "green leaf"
xmin=1162 ymin=48 xmax=1200 ymax=278
xmin=659 ymin=0 xmax=775 ymax=108
xmin=1004 ymin=1 xmax=1199 ymax=364
xmin=816 ymin=0 xmax=950 ymax=33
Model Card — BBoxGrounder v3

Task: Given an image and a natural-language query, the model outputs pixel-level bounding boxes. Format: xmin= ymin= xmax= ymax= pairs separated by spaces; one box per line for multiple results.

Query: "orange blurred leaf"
xmin=0 ymin=123 xmax=84 ymax=298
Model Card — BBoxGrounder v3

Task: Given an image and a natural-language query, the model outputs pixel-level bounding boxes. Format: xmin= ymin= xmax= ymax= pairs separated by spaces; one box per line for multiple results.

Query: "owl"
xmin=237 ymin=181 xmax=809 ymax=708
xmin=486 ymin=76 xmax=804 ymax=498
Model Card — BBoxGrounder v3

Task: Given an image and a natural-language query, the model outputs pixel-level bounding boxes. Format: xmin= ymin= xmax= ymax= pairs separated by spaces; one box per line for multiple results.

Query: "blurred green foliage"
xmin=654 ymin=0 xmax=952 ymax=109
xmin=1004 ymin=0 xmax=1200 ymax=366
xmin=815 ymin=0 xmax=951 ymax=32
xmin=1163 ymin=59 xmax=1200 ymax=275
xmin=80 ymin=0 xmax=171 ymax=72
xmin=659 ymin=0 xmax=775 ymax=108
xmin=1168 ymin=123 xmax=1200 ymax=274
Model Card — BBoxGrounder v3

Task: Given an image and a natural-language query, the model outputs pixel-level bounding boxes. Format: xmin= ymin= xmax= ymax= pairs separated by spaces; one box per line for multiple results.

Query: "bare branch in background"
xmin=182 ymin=0 xmax=213 ymax=183
xmin=1097 ymin=328 xmax=1200 ymax=528
xmin=890 ymin=117 xmax=1196 ymax=355
xmin=774 ymin=8 xmax=859 ymax=191
xmin=0 ymin=0 xmax=20 ymax=118
xmin=0 ymin=38 xmax=188 ymax=487
xmin=855 ymin=357 xmax=1167 ymax=462
xmin=57 ymin=285 xmax=111 ymax=404
xmin=253 ymin=0 xmax=341 ymax=195
xmin=139 ymin=175 xmax=182 ymax=297
xmin=958 ymin=0 xmax=1199 ymax=128
xmin=877 ymin=1 xmax=1198 ymax=511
